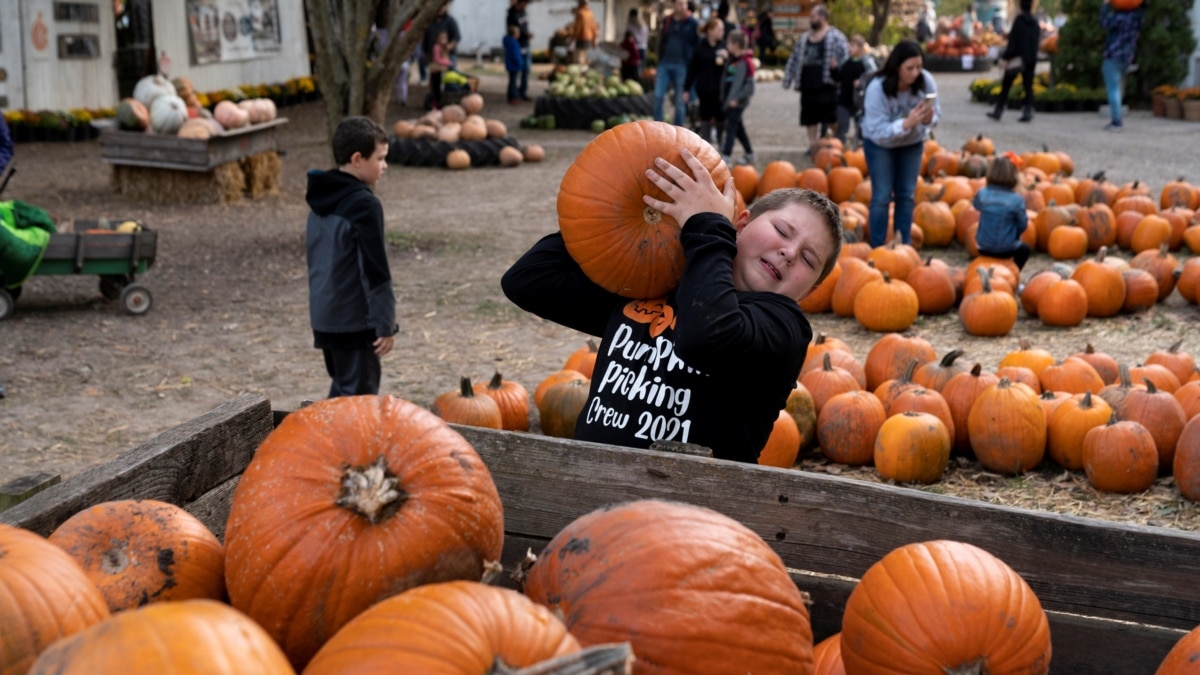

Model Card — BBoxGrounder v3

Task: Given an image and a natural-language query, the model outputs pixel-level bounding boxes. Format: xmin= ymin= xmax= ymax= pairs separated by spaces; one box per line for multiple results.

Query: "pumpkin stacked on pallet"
xmin=391 ymin=93 xmax=544 ymax=169
xmin=115 ymin=75 xmax=278 ymax=142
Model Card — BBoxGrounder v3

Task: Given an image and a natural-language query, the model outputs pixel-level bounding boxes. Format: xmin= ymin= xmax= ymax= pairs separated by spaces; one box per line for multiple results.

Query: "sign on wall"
xmin=185 ymin=0 xmax=282 ymax=65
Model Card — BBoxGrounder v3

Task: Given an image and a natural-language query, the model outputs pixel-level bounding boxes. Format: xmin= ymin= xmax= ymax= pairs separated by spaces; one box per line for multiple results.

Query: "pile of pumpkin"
xmin=9 ymin=392 xmax=1200 ymax=673
xmin=389 ymin=92 xmax=544 ymax=170
xmin=115 ymin=74 xmax=277 ymax=140
xmin=17 ymin=392 xmax=1191 ymax=674
xmin=730 ymin=134 xmax=1200 ymax=337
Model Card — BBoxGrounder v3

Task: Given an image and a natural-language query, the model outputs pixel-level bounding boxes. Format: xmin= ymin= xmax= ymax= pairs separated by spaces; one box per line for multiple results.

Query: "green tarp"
xmin=0 ymin=200 xmax=56 ymax=288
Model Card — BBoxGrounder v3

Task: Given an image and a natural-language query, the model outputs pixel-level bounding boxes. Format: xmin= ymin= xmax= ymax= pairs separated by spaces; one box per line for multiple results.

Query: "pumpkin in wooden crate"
xmin=223 ymin=395 xmax=504 ymax=669
xmin=116 ymin=98 xmax=149 ymax=131
xmin=0 ymin=523 xmax=111 ymax=674
xmin=214 ymin=100 xmax=250 ymax=130
xmin=557 ymin=120 xmax=732 ymax=298
xmin=28 ymin=599 xmax=293 ymax=675
xmin=523 ymin=499 xmax=813 ymax=675
xmin=149 ymin=95 xmax=189 ymax=135
xmin=306 ymin=581 xmax=582 ymax=674
xmin=132 ymin=74 xmax=176 ymax=108
xmin=841 ymin=540 xmax=1051 ymax=674
xmin=812 ymin=633 xmax=846 ymax=675
xmin=1158 ymin=623 xmax=1200 ymax=674
xmin=48 ymin=499 xmax=225 ymax=613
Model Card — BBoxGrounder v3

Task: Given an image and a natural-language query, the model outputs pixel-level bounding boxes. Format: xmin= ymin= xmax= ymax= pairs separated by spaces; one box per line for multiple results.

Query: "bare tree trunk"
xmin=870 ymin=0 xmax=892 ymax=47
xmin=303 ymin=0 xmax=449 ymax=162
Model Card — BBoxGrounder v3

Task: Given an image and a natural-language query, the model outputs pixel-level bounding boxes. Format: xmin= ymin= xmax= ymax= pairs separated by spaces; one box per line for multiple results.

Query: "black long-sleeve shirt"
xmin=1002 ymin=12 xmax=1041 ymax=66
xmin=501 ymin=214 xmax=811 ymax=463
xmin=685 ymin=39 xmax=725 ymax=95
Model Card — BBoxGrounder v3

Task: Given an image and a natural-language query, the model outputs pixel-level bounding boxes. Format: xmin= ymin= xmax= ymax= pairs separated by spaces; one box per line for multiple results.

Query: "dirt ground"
xmin=2 ymin=65 xmax=1198 ymax=530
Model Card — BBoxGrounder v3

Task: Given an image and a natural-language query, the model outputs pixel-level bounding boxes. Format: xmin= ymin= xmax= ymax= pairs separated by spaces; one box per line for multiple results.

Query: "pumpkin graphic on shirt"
xmin=622 ymin=297 xmax=677 ymax=337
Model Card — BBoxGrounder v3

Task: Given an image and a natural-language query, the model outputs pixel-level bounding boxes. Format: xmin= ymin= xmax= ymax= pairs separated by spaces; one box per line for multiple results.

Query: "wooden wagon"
xmin=4 ymin=393 xmax=1198 ymax=673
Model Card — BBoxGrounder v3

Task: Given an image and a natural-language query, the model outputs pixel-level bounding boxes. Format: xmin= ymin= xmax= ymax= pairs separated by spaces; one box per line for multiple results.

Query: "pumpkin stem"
xmin=459 ymin=376 xmax=477 ymax=398
xmin=490 ymin=643 xmax=635 ymax=675
xmin=642 ymin=205 xmax=661 ymax=225
xmin=335 ymin=456 xmax=405 ymax=524
xmin=488 ymin=371 xmax=505 ymax=390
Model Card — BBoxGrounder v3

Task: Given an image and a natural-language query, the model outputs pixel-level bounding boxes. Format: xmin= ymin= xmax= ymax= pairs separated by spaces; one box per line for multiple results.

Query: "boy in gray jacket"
xmin=720 ymin=30 xmax=756 ymax=167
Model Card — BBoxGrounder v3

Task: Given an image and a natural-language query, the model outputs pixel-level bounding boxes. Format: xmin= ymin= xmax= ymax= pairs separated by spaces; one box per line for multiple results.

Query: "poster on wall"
xmin=186 ymin=0 xmax=281 ymax=65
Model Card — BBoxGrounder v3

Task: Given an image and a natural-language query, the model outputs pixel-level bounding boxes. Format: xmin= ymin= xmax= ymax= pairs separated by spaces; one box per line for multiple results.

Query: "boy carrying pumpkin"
xmin=502 ymin=140 xmax=842 ymax=464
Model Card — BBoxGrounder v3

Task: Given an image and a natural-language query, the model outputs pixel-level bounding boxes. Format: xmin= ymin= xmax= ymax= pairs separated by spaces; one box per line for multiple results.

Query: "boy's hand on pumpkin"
xmin=643 ymin=147 xmax=736 ymax=225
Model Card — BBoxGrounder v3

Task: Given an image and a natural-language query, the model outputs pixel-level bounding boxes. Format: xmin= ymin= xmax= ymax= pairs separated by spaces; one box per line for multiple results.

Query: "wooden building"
xmin=0 ymin=0 xmax=311 ymax=111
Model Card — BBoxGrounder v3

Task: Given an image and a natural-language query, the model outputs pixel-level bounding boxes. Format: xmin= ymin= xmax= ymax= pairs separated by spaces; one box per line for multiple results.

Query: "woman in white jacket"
xmin=860 ymin=40 xmax=940 ymax=247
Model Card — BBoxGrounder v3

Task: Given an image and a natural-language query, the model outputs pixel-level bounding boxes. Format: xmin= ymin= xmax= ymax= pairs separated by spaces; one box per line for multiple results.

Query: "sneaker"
xmin=1103 ymin=122 xmax=1123 ymax=132
xmin=738 ymin=153 xmax=756 ymax=165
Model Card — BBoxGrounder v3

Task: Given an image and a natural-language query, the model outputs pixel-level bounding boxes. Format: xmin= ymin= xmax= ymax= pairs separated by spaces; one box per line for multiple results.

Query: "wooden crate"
xmin=3 ymin=393 xmax=1197 ymax=673
xmin=99 ymin=119 xmax=287 ymax=172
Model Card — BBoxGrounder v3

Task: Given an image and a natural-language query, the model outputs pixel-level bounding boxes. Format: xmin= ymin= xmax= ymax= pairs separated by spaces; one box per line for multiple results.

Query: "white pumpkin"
xmin=214 ymin=100 xmax=250 ymax=130
xmin=133 ymin=75 xmax=177 ymax=109
xmin=149 ymin=95 xmax=189 ymax=135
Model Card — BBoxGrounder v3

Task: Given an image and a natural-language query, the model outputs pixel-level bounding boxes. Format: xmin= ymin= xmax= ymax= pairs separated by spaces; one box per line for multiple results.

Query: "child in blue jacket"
xmin=504 ymin=25 xmax=526 ymax=105
xmin=972 ymin=155 xmax=1031 ymax=270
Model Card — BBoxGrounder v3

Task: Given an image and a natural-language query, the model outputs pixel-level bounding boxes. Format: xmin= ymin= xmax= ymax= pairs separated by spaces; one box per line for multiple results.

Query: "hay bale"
xmin=110 ymin=162 xmax=245 ymax=204
xmin=240 ymin=151 xmax=281 ymax=199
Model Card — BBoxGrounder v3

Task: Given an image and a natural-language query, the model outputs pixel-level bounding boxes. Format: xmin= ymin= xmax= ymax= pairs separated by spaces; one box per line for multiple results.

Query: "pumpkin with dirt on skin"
xmin=523 ymin=500 xmax=814 ymax=675
xmin=557 ymin=120 xmax=731 ymax=298
xmin=28 ymin=600 xmax=293 ymax=675
xmin=538 ymin=377 xmax=590 ymax=438
xmin=968 ymin=377 xmax=1046 ymax=475
xmin=1082 ymin=415 xmax=1158 ymax=493
xmin=305 ymin=581 xmax=581 ymax=674
xmin=1174 ymin=416 xmax=1200 ymax=503
xmin=223 ymin=395 xmax=505 ymax=669
xmin=48 ymin=499 xmax=225 ymax=613
xmin=0 ymin=523 xmax=111 ymax=675
xmin=818 ymin=390 xmax=886 ymax=466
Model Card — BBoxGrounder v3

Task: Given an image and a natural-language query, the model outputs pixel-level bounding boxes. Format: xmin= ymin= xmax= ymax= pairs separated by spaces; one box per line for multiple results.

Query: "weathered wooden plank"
xmin=184 ymin=474 xmax=241 ymax=542
xmin=454 ymin=426 xmax=1200 ymax=632
xmin=497 ymin=535 xmax=1183 ymax=674
xmin=0 ymin=472 xmax=61 ymax=512
xmin=0 ymin=393 xmax=272 ymax=536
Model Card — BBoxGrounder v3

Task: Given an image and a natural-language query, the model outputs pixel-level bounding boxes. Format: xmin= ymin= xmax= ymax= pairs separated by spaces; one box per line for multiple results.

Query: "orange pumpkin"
xmin=874 ymin=411 xmax=951 ymax=484
xmin=432 ymin=376 xmax=504 ymax=429
xmin=1072 ymin=246 xmax=1127 ymax=318
xmin=1174 ymin=417 xmax=1200 ymax=502
xmin=1082 ymin=416 xmax=1158 ymax=493
xmin=563 ymin=338 xmax=599 ymax=378
xmin=1157 ymin=622 xmax=1200 ymax=673
xmin=223 ymin=395 xmax=505 ymax=668
xmin=854 ymin=272 xmax=919 ymax=333
xmin=758 ymin=410 xmax=802 ymax=468
xmin=48 ymin=499 xmax=225 ymax=613
xmin=1047 ymin=391 xmax=1112 ymax=470
xmin=812 ymin=633 xmax=846 ymax=675
xmin=538 ymin=377 xmax=590 ymax=438
xmin=523 ymin=500 xmax=814 ymax=674
xmin=305 ymin=581 xmax=581 ymax=673
xmin=474 ymin=371 xmax=531 ymax=431
xmin=864 ymin=333 xmax=936 ymax=392
xmin=959 ymin=267 xmax=1017 ymax=337
xmin=28 ymin=600 xmax=292 ymax=674
xmin=557 ymin=121 xmax=731 ymax=298
xmin=1145 ymin=340 xmax=1196 ymax=386
xmin=757 ymin=160 xmax=799 ymax=199
xmin=968 ymin=377 xmax=1046 ymax=475
xmin=841 ymin=540 xmax=1051 ymax=674
xmin=1 ymin=524 xmax=111 ymax=674
xmin=818 ymin=390 xmax=886 ymax=465
xmin=941 ymin=363 xmax=1000 ymax=456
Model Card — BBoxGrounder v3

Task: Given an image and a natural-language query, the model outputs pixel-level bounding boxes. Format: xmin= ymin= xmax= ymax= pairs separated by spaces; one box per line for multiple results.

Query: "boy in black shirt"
xmin=502 ymin=150 xmax=842 ymax=463
xmin=832 ymin=34 xmax=876 ymax=145
xmin=305 ymin=116 xmax=397 ymax=397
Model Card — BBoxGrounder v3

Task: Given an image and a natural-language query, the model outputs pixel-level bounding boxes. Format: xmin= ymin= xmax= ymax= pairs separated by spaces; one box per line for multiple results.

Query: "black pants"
xmin=429 ymin=71 xmax=444 ymax=108
xmin=998 ymin=63 xmax=1036 ymax=112
xmin=978 ymin=242 xmax=1032 ymax=271
xmin=721 ymin=106 xmax=752 ymax=157
xmin=323 ymin=348 xmax=382 ymax=397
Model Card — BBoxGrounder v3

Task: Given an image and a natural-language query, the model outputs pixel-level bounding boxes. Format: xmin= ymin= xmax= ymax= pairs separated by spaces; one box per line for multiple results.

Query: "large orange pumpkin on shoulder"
xmin=557 ymin=120 xmax=732 ymax=298
xmin=223 ymin=395 xmax=505 ymax=669
xmin=841 ymin=540 xmax=1051 ymax=675
xmin=523 ymin=499 xmax=813 ymax=674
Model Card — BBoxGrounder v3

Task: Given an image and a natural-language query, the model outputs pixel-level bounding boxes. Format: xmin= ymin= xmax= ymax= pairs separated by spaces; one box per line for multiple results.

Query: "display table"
xmin=98 ymin=119 xmax=286 ymax=203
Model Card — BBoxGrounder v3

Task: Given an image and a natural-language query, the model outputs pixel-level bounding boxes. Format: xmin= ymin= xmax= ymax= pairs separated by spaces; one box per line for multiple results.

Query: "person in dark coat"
xmin=987 ymin=0 xmax=1040 ymax=122
xmin=684 ymin=18 xmax=728 ymax=146
xmin=506 ymin=0 xmax=533 ymax=102
xmin=757 ymin=8 xmax=778 ymax=58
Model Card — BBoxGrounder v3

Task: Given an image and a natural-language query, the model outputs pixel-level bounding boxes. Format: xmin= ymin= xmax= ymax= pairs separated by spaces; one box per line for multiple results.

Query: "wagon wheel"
xmin=100 ymin=274 xmax=132 ymax=301
xmin=0 ymin=288 xmax=13 ymax=320
xmin=119 ymin=283 xmax=153 ymax=315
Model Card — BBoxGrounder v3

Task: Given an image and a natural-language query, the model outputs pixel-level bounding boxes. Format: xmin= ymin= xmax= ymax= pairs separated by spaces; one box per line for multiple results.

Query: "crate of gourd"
xmin=6 ymin=387 xmax=1200 ymax=674
xmin=102 ymin=75 xmax=286 ymax=203
xmin=388 ymin=92 xmax=544 ymax=170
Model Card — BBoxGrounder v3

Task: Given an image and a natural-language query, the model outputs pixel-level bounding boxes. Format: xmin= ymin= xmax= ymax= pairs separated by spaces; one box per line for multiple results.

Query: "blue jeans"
xmin=519 ymin=47 xmax=531 ymax=98
xmin=1102 ymin=58 xmax=1126 ymax=125
xmin=654 ymin=61 xmax=689 ymax=126
xmin=863 ymin=138 xmax=924 ymax=247
xmin=507 ymin=71 xmax=520 ymax=101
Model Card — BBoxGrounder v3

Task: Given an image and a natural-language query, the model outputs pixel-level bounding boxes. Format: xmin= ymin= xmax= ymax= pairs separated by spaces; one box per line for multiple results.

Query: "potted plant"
xmin=3 ymin=110 xmax=29 ymax=143
xmin=1151 ymin=85 xmax=1176 ymax=117
xmin=1180 ymin=88 xmax=1200 ymax=122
